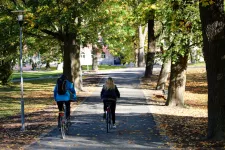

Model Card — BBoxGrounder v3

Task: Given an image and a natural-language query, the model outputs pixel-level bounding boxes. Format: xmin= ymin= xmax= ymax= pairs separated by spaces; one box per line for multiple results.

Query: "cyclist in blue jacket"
xmin=54 ymin=74 xmax=76 ymax=127
xmin=101 ymin=77 xmax=120 ymax=128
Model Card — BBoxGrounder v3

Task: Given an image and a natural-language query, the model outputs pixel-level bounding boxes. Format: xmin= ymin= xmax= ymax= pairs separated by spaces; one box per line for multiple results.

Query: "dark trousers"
xmin=103 ymin=100 xmax=116 ymax=124
xmin=57 ymin=101 xmax=70 ymax=126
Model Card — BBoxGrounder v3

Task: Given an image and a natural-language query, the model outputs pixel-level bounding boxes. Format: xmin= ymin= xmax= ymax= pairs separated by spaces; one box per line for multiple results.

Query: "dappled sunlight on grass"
xmin=0 ymin=78 xmax=55 ymax=118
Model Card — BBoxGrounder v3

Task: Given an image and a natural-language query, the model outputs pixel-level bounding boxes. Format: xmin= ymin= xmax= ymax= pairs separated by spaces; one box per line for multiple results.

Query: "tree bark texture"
xmin=145 ymin=11 xmax=155 ymax=78
xmin=135 ymin=42 xmax=138 ymax=67
xmin=156 ymin=58 xmax=171 ymax=90
xmin=63 ymin=33 xmax=83 ymax=91
xmin=138 ymin=25 xmax=148 ymax=67
xmin=45 ymin=60 xmax=50 ymax=69
xmin=199 ymin=0 xmax=225 ymax=140
xmin=92 ymin=46 xmax=98 ymax=71
xmin=166 ymin=53 xmax=188 ymax=107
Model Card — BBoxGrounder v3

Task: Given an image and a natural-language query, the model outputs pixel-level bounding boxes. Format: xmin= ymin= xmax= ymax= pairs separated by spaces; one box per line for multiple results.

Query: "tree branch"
xmin=40 ymin=29 xmax=63 ymax=41
xmin=23 ymin=30 xmax=54 ymax=39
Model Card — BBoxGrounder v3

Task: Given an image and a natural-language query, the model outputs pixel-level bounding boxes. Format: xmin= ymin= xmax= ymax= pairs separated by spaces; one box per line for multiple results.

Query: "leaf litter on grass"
xmin=0 ymin=75 xmax=103 ymax=149
xmin=141 ymin=67 xmax=225 ymax=149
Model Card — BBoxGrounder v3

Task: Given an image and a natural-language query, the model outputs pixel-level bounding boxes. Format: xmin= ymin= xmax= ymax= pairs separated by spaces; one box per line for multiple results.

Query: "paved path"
xmin=25 ymin=68 xmax=170 ymax=150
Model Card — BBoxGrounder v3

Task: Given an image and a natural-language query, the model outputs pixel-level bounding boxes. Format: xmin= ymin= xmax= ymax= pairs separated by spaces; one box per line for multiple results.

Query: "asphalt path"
xmin=25 ymin=67 xmax=170 ymax=150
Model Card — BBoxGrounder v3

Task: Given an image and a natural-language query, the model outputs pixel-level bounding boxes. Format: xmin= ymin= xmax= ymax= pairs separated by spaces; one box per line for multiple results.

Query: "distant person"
xmin=53 ymin=74 xmax=76 ymax=128
xmin=101 ymin=77 xmax=120 ymax=128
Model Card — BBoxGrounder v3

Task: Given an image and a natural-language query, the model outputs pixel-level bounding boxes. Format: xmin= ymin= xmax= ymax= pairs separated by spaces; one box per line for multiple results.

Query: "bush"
xmin=0 ymin=61 xmax=13 ymax=85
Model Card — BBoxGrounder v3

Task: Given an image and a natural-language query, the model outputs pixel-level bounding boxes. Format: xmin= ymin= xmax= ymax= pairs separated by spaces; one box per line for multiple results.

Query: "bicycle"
xmin=58 ymin=102 xmax=70 ymax=139
xmin=104 ymin=100 xmax=114 ymax=133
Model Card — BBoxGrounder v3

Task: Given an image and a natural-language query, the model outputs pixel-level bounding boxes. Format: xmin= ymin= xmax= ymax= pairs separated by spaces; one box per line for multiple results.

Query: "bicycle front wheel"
xmin=60 ymin=117 xmax=66 ymax=139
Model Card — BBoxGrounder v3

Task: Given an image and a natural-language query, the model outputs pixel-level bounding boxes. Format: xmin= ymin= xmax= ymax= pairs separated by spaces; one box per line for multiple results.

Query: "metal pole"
xmin=19 ymin=25 xmax=25 ymax=131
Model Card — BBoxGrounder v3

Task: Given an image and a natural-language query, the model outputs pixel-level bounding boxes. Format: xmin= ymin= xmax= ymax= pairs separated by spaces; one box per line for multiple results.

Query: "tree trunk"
xmin=138 ymin=25 xmax=148 ymax=67
xmin=145 ymin=11 xmax=155 ymax=78
xmin=145 ymin=52 xmax=155 ymax=77
xmin=199 ymin=0 xmax=225 ymax=140
xmin=165 ymin=52 xmax=188 ymax=107
xmin=156 ymin=58 xmax=171 ymax=90
xmin=135 ymin=42 xmax=138 ymax=67
xmin=92 ymin=46 xmax=98 ymax=71
xmin=190 ymin=48 xmax=196 ymax=64
xmin=45 ymin=60 xmax=50 ymax=69
xmin=63 ymin=33 xmax=83 ymax=91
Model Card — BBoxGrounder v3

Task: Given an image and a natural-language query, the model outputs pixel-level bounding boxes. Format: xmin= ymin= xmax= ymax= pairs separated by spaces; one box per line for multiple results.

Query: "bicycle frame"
xmin=105 ymin=102 xmax=112 ymax=133
xmin=59 ymin=102 xmax=69 ymax=139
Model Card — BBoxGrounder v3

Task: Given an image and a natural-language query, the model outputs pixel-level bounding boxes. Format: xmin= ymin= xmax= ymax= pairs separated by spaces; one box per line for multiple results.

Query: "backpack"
xmin=57 ymin=77 xmax=67 ymax=95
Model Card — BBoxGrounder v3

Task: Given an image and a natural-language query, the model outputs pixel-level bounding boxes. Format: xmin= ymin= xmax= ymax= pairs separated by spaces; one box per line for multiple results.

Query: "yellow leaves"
xmin=150 ymin=4 xmax=157 ymax=10
xmin=200 ymin=0 xmax=215 ymax=6
xmin=159 ymin=123 xmax=168 ymax=129
xmin=63 ymin=7 xmax=68 ymax=12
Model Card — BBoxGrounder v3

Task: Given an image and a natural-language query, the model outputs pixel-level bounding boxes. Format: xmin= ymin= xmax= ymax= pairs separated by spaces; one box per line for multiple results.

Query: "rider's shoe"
xmin=112 ymin=124 xmax=116 ymax=129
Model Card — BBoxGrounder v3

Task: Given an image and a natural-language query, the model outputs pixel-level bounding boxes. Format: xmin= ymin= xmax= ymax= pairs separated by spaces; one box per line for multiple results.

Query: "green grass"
xmin=12 ymin=70 xmax=62 ymax=79
xmin=82 ymin=65 xmax=126 ymax=70
xmin=0 ymin=78 xmax=56 ymax=119
xmin=13 ymin=65 xmax=125 ymax=79
xmin=0 ymin=75 xmax=90 ymax=119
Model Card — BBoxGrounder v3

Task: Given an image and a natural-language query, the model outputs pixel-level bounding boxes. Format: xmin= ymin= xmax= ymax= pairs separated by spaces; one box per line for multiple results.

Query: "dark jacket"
xmin=101 ymin=85 xmax=120 ymax=100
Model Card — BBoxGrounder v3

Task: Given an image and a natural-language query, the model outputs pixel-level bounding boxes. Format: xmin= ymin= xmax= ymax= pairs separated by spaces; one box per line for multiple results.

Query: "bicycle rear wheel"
xmin=106 ymin=111 xmax=110 ymax=133
xmin=109 ymin=112 xmax=112 ymax=129
xmin=60 ymin=116 xmax=66 ymax=139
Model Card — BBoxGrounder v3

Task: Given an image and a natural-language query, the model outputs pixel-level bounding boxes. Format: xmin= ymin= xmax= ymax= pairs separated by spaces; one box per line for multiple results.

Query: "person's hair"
xmin=60 ymin=74 xmax=68 ymax=80
xmin=104 ymin=77 xmax=115 ymax=90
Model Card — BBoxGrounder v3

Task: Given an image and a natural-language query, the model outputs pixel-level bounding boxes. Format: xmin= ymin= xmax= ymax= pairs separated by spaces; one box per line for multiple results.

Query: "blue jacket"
xmin=54 ymin=80 xmax=76 ymax=101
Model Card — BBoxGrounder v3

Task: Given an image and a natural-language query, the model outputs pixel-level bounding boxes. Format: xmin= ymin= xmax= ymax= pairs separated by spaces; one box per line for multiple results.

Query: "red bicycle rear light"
xmin=59 ymin=113 xmax=64 ymax=116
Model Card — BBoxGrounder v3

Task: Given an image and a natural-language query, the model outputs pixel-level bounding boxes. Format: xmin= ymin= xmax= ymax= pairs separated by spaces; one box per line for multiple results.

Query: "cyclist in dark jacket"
xmin=101 ymin=77 xmax=120 ymax=128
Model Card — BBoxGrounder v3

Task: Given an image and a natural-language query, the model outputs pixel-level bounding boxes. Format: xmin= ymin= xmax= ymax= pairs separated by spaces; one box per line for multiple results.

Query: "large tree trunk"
xmin=199 ymin=0 xmax=225 ymax=140
xmin=165 ymin=52 xmax=188 ymax=107
xmin=145 ymin=52 xmax=155 ymax=77
xmin=156 ymin=58 xmax=171 ymax=90
xmin=63 ymin=33 xmax=83 ymax=91
xmin=138 ymin=25 xmax=148 ymax=67
xmin=145 ymin=11 xmax=155 ymax=78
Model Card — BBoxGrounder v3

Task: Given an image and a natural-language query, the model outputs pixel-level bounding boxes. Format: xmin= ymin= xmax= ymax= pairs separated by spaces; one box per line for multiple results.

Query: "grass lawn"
xmin=12 ymin=70 xmax=62 ymax=80
xmin=12 ymin=65 xmax=126 ymax=79
xmin=81 ymin=65 xmax=126 ymax=70
xmin=0 ymin=78 xmax=56 ymax=119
